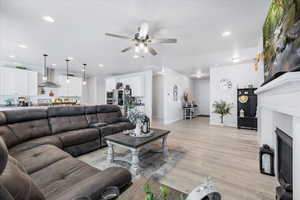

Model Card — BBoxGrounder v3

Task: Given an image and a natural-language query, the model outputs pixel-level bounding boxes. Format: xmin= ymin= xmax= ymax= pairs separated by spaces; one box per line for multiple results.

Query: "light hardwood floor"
xmin=151 ymin=117 xmax=277 ymax=200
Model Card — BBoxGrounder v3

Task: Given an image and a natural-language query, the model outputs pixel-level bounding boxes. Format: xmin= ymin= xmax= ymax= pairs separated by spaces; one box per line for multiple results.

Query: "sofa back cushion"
xmin=8 ymin=120 xmax=51 ymax=144
xmin=85 ymin=106 xmax=99 ymax=125
xmin=48 ymin=106 xmax=88 ymax=134
xmin=0 ymin=109 xmax=51 ymax=148
xmin=0 ymin=137 xmax=45 ymax=200
xmin=97 ymin=105 xmax=122 ymax=124
xmin=0 ymin=112 xmax=6 ymax=125
xmin=3 ymin=109 xmax=47 ymax=124
xmin=0 ymin=126 xmax=18 ymax=149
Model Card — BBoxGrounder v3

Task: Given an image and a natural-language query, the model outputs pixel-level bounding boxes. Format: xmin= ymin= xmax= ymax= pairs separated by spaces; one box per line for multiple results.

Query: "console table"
xmin=183 ymin=105 xmax=198 ymax=120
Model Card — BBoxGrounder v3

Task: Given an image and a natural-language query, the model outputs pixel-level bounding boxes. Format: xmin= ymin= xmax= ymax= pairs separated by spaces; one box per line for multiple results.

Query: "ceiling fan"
xmin=105 ymin=22 xmax=177 ymax=56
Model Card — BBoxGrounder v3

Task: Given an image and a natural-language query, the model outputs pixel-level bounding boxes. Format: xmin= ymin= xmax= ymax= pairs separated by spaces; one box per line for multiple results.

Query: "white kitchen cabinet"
xmin=0 ymin=67 xmax=16 ymax=96
xmin=58 ymin=75 xmax=82 ymax=97
xmin=27 ymin=71 xmax=38 ymax=96
xmin=0 ymin=67 xmax=38 ymax=96
xmin=14 ymin=69 xmax=28 ymax=96
xmin=0 ymin=68 xmax=5 ymax=95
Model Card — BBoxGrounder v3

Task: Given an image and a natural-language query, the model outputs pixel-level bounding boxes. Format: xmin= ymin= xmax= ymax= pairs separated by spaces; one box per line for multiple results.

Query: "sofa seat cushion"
xmin=63 ymin=140 xmax=101 ymax=157
xmin=10 ymin=145 xmax=70 ymax=174
xmin=8 ymin=136 xmax=63 ymax=155
xmin=98 ymin=125 xmax=116 ymax=137
xmin=99 ymin=122 xmax=134 ymax=136
xmin=40 ymin=166 xmax=132 ymax=200
xmin=112 ymin=122 xmax=135 ymax=132
xmin=57 ymin=128 xmax=100 ymax=147
xmin=30 ymin=157 xmax=100 ymax=199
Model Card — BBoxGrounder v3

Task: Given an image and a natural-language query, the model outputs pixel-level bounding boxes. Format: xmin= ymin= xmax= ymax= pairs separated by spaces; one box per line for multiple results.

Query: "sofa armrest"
xmin=89 ymin=122 xmax=107 ymax=128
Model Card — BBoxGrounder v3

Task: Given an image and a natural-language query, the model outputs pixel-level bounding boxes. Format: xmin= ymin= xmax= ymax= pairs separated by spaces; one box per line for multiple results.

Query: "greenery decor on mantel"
xmin=212 ymin=100 xmax=232 ymax=126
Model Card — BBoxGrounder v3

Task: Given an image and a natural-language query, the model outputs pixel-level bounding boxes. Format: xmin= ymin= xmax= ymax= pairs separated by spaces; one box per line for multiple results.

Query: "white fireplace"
xmin=256 ymin=72 xmax=300 ymax=199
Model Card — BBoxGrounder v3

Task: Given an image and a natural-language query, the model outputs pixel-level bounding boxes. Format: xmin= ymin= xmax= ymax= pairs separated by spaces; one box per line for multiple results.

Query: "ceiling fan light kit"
xmin=105 ymin=22 xmax=177 ymax=56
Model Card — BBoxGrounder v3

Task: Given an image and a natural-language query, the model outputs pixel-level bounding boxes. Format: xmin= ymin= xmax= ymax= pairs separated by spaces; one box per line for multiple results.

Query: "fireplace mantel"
xmin=255 ymin=72 xmax=300 ymax=117
xmin=256 ymin=72 xmax=300 ymax=200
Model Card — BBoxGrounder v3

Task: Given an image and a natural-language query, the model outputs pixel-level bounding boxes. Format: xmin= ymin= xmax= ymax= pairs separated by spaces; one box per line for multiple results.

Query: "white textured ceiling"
xmin=0 ymin=0 xmax=271 ymax=77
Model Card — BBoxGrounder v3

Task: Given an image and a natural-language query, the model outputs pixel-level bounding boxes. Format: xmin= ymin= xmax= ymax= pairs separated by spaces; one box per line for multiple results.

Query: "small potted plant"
xmin=212 ymin=100 xmax=232 ymax=126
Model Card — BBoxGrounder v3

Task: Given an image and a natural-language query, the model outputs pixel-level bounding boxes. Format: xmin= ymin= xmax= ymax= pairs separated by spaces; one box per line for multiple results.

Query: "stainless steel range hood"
xmin=38 ymin=68 xmax=60 ymax=88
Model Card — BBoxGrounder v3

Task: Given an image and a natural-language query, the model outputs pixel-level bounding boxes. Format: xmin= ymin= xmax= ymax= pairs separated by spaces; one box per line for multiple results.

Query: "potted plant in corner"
xmin=212 ymin=100 xmax=232 ymax=126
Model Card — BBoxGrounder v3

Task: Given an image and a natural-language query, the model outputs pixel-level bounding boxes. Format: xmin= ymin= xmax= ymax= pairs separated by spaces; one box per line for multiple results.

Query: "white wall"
xmin=87 ymin=76 xmax=98 ymax=105
xmin=210 ymin=61 xmax=264 ymax=127
xmin=153 ymin=68 xmax=192 ymax=124
xmin=193 ymin=78 xmax=210 ymax=116
xmin=82 ymin=75 xmax=107 ymax=105
xmin=152 ymin=75 xmax=164 ymax=119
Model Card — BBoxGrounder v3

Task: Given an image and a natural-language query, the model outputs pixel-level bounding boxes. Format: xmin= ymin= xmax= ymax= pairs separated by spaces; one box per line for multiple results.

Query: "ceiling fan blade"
xmin=148 ymin=46 xmax=158 ymax=56
xmin=138 ymin=22 xmax=149 ymax=40
xmin=105 ymin=33 xmax=132 ymax=40
xmin=121 ymin=46 xmax=132 ymax=53
xmin=150 ymin=38 xmax=178 ymax=44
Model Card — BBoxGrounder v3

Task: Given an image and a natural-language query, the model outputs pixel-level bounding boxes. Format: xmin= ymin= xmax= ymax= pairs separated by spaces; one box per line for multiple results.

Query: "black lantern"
xmin=141 ymin=116 xmax=150 ymax=133
xmin=259 ymin=144 xmax=275 ymax=176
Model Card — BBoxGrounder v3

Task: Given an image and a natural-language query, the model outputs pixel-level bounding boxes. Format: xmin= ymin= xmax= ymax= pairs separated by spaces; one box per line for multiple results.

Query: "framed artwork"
xmin=173 ymin=85 xmax=178 ymax=101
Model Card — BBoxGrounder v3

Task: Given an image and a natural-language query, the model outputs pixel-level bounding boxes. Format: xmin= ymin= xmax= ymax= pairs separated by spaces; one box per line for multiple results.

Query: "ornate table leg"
xmin=131 ymin=148 xmax=140 ymax=175
xmin=107 ymin=141 xmax=114 ymax=163
xmin=162 ymin=135 xmax=169 ymax=156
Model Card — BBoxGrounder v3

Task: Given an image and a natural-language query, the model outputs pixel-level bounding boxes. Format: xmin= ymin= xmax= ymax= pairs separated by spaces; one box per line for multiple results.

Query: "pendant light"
xmin=65 ymin=58 xmax=70 ymax=83
xmin=43 ymin=54 xmax=48 ymax=81
xmin=82 ymin=63 xmax=87 ymax=86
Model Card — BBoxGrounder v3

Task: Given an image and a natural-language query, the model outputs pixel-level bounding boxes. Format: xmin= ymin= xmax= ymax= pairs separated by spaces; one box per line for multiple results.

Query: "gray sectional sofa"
xmin=0 ymin=105 xmax=135 ymax=200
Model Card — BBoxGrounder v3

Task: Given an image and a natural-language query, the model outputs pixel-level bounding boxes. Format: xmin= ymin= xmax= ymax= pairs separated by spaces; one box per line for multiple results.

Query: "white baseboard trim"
xmin=163 ymin=118 xmax=181 ymax=125
xmin=209 ymin=121 xmax=237 ymax=128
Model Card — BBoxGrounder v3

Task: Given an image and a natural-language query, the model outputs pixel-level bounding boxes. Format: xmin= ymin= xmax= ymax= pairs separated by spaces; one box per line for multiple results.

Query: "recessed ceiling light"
xmin=99 ymin=64 xmax=104 ymax=68
xmin=9 ymin=55 xmax=15 ymax=58
xmin=232 ymin=57 xmax=240 ymax=63
xmin=42 ymin=16 xmax=55 ymax=23
xmin=222 ymin=31 xmax=231 ymax=37
xmin=133 ymin=55 xmax=139 ymax=59
xmin=18 ymin=44 xmax=27 ymax=49
xmin=51 ymin=64 xmax=57 ymax=66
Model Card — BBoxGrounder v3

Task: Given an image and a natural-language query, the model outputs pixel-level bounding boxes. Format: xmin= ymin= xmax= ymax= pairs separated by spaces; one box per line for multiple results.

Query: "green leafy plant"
xmin=143 ymin=184 xmax=170 ymax=200
xmin=212 ymin=100 xmax=232 ymax=124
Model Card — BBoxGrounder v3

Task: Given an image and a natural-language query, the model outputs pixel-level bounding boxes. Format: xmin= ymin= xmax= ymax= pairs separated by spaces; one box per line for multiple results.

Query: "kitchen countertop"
xmin=0 ymin=104 xmax=81 ymax=111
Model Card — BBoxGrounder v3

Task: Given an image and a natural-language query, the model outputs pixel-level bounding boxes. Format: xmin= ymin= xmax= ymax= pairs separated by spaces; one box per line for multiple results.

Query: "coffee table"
xmin=118 ymin=176 xmax=187 ymax=200
xmin=105 ymin=128 xmax=170 ymax=175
